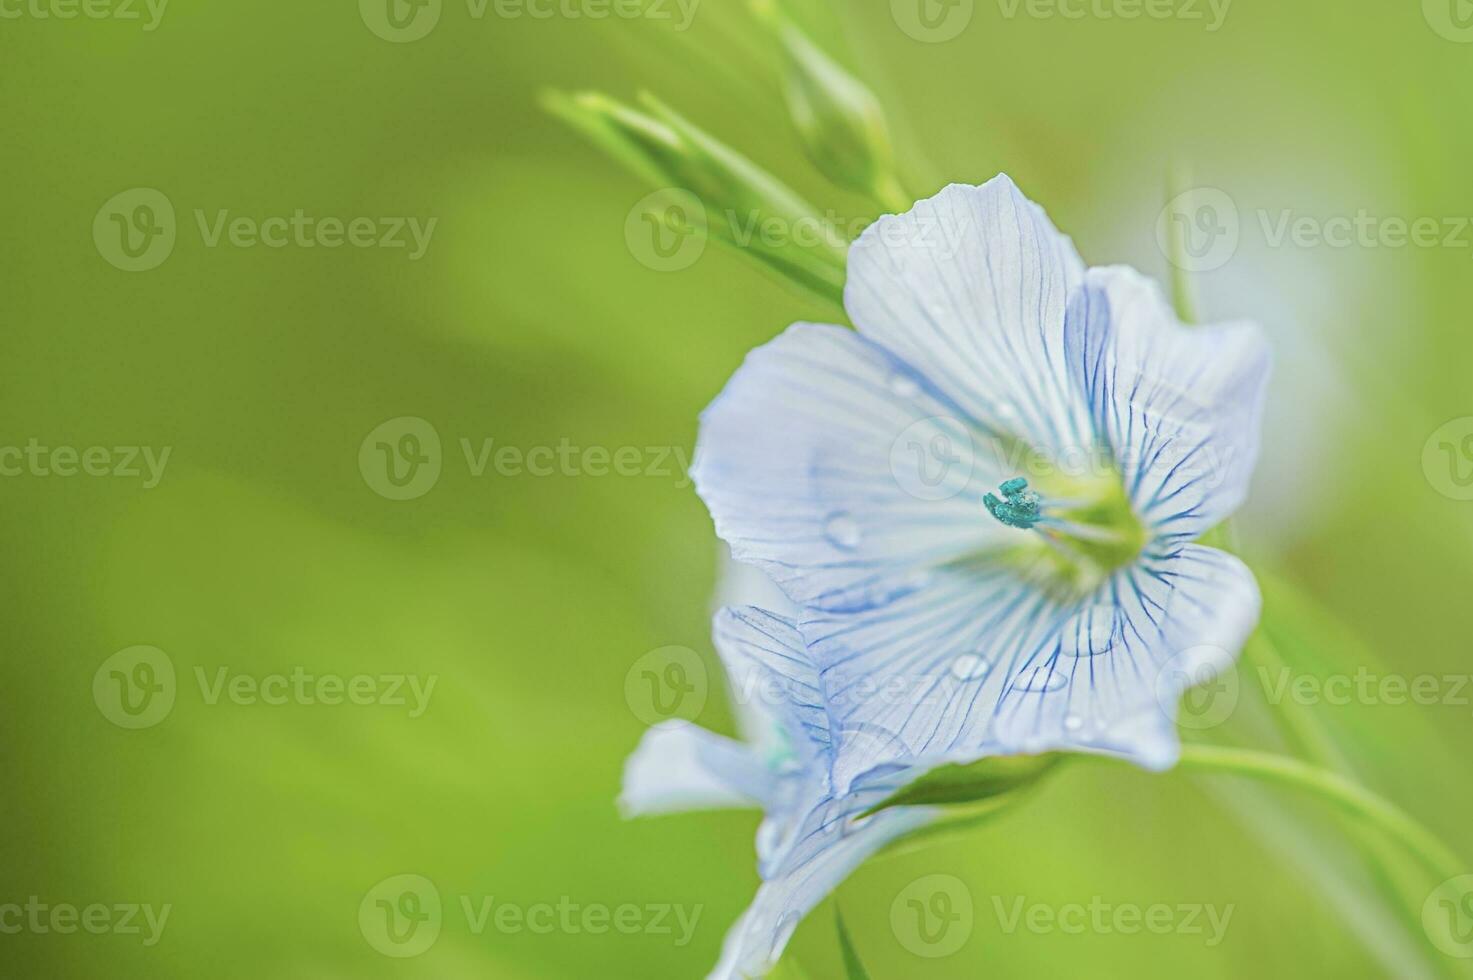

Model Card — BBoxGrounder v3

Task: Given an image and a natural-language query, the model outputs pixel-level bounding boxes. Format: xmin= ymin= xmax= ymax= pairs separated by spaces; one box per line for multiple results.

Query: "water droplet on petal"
xmin=823 ymin=511 xmax=861 ymax=550
xmin=1015 ymin=665 xmax=1067 ymax=693
xmin=887 ymin=373 xmax=920 ymax=399
xmin=1061 ymin=605 xmax=1118 ymax=658
xmin=950 ymin=654 xmax=991 ymax=682
xmin=1063 ymin=714 xmax=1084 ymax=732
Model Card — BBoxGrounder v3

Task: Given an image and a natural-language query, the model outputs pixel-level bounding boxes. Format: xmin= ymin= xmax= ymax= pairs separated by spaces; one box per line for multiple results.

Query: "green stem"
xmin=1240 ymin=631 xmax=1347 ymax=770
xmin=1173 ymin=744 xmax=1464 ymax=884
xmin=1165 ymin=160 xmax=1202 ymax=326
xmin=1180 ymin=208 xmax=1455 ymax=976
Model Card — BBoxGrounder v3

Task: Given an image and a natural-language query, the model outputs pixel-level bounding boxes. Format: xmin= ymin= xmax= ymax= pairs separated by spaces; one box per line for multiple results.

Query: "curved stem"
xmin=1240 ymin=630 xmax=1347 ymax=770
xmin=1174 ymin=743 xmax=1464 ymax=883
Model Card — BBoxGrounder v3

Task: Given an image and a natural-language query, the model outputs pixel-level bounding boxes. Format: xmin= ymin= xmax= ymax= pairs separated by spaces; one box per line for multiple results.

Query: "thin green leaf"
xmin=834 ymin=908 xmax=872 ymax=980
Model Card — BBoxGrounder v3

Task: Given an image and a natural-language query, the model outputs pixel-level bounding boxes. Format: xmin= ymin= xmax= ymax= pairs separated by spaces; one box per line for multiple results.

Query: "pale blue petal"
xmin=712 ymin=548 xmax=801 ymax=760
xmin=844 ymin=176 xmax=1094 ymax=458
xmin=708 ymin=785 xmax=935 ymax=980
xmin=1064 ymin=265 xmax=1271 ymax=539
xmin=714 ymin=546 xmax=799 ymax=619
xmin=711 ymin=605 xmax=838 ymax=878
xmin=693 ymin=322 xmax=1008 ymax=613
xmin=619 ymin=722 xmax=777 ymax=817
xmin=713 ymin=606 xmax=835 ymax=772
xmin=803 ymin=543 xmax=1261 ymax=786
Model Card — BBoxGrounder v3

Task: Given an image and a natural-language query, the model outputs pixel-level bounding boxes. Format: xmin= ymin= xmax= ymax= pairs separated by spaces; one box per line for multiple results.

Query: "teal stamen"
xmin=983 ymin=477 xmax=1043 ymax=530
xmin=984 ymin=473 xmax=1148 ymax=589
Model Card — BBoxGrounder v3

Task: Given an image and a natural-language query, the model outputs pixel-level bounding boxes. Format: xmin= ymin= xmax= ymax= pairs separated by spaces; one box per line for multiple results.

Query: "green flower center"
xmin=984 ymin=473 xmax=1148 ymax=594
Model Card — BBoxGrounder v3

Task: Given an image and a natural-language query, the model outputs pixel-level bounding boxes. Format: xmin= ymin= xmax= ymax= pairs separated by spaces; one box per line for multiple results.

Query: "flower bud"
xmin=749 ymin=0 xmax=907 ymax=210
xmin=544 ymin=88 xmax=849 ymax=304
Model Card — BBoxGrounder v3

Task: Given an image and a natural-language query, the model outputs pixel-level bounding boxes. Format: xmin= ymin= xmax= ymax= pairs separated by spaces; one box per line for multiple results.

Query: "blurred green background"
xmin=4 ymin=0 xmax=1473 ymax=977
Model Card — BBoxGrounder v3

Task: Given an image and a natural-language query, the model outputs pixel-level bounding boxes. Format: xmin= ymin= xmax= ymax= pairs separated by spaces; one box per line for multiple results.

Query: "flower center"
xmin=984 ymin=475 xmax=1148 ymax=587
xmin=982 ymin=477 xmax=1042 ymax=529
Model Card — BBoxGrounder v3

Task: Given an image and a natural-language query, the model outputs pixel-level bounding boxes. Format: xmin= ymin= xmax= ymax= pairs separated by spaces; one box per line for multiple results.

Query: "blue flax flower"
xmin=691 ymin=175 xmax=1271 ymax=790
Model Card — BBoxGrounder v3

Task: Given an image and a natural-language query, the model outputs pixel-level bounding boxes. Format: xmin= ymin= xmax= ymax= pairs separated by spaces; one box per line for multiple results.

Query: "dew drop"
xmin=1015 ymin=665 xmax=1067 ymax=693
xmin=1063 ymin=714 xmax=1084 ymax=732
xmin=823 ymin=511 xmax=861 ymax=550
xmin=1061 ymin=605 xmax=1118 ymax=658
xmin=950 ymin=654 xmax=992 ymax=682
xmin=888 ymin=373 xmax=921 ymax=399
